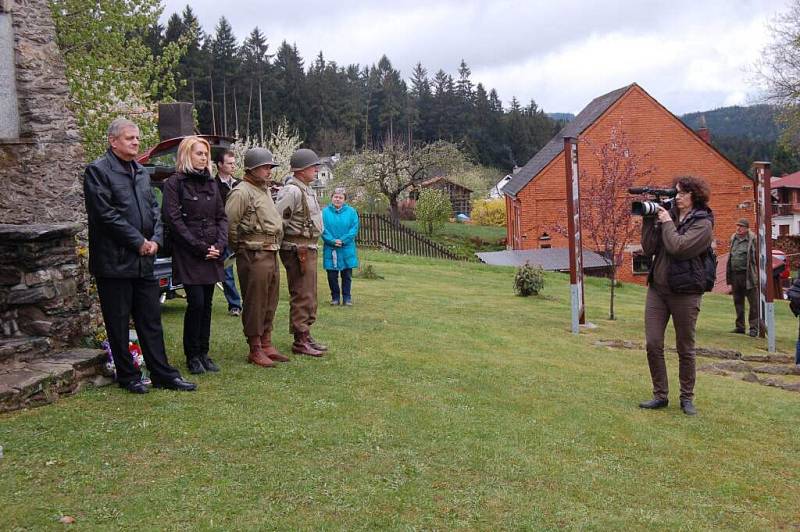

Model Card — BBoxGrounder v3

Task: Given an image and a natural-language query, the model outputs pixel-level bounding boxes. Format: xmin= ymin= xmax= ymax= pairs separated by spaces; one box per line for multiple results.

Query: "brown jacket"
xmin=641 ymin=208 xmax=713 ymax=292
xmin=226 ymin=180 xmax=283 ymax=252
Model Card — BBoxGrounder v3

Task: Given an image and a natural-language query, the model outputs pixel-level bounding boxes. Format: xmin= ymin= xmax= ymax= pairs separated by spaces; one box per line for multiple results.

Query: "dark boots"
xmin=260 ymin=331 xmax=289 ymax=362
xmin=292 ymin=332 xmax=325 ymax=357
xmin=307 ymin=335 xmax=328 ymax=352
xmin=247 ymin=336 xmax=275 ymax=368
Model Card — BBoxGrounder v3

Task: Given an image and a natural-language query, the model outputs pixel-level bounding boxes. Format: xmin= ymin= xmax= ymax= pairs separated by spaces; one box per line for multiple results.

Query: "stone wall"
xmin=0 ymin=224 xmax=97 ymax=356
xmin=0 ymin=0 xmax=86 ymax=225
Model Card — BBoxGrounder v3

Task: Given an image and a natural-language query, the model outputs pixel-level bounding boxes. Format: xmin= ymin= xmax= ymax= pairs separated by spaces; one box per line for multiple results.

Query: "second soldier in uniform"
xmin=276 ymin=148 xmax=327 ymax=357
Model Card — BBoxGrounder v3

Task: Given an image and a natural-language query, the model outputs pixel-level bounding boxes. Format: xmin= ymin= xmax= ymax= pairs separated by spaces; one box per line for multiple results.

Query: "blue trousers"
xmin=326 ymin=268 xmax=352 ymax=303
xmin=222 ymin=247 xmax=242 ymax=310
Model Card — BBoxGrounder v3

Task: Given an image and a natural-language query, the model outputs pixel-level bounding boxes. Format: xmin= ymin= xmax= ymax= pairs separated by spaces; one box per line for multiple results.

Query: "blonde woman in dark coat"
xmin=163 ymin=136 xmax=227 ymax=375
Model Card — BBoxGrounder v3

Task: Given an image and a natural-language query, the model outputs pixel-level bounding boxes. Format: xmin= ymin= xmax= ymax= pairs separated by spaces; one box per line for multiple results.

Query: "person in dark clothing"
xmin=638 ymin=175 xmax=714 ymax=416
xmin=214 ymin=150 xmax=243 ymax=316
xmin=163 ymin=136 xmax=227 ymax=375
xmin=83 ymin=118 xmax=196 ymax=394
xmin=725 ymin=218 xmax=757 ymax=336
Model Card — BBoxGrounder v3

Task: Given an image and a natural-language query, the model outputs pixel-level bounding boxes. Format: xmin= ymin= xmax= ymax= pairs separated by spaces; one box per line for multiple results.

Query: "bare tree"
xmin=338 ymin=139 xmax=465 ymax=222
xmin=579 ymin=123 xmax=653 ymax=320
xmin=755 ymin=1 xmax=800 ymax=147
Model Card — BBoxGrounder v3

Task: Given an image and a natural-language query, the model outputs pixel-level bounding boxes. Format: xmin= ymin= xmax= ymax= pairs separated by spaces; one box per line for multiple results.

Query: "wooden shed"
xmin=410 ymin=176 xmax=473 ymax=216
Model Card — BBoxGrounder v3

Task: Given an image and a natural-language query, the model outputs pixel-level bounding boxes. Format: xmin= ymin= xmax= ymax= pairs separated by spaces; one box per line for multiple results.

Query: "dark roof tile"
xmin=503 ymin=84 xmax=633 ymax=197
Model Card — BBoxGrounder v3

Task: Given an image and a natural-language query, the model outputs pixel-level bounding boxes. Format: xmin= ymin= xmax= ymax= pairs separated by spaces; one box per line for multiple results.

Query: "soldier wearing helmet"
xmin=225 ymin=147 xmax=288 ymax=368
xmin=276 ymin=148 xmax=327 ymax=357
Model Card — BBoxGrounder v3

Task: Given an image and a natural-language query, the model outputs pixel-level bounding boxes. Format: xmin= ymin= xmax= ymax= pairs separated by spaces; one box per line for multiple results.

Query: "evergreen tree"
xmin=210 ymin=17 xmax=240 ymax=136
xmin=240 ymin=27 xmax=271 ymax=138
xmin=273 ymin=41 xmax=308 ymax=137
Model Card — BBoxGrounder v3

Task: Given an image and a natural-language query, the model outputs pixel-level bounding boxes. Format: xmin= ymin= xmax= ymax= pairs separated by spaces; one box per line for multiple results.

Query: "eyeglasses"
xmin=675 ymin=190 xmax=691 ymax=197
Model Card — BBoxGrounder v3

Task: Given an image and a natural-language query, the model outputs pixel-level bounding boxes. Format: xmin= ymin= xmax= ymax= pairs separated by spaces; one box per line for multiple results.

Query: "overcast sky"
xmin=161 ymin=0 xmax=787 ymax=115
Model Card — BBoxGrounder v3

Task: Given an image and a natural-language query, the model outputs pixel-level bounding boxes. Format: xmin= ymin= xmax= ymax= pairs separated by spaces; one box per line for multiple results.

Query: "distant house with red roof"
xmin=771 ymin=171 xmax=800 ymax=237
xmin=502 ymin=83 xmax=755 ymax=285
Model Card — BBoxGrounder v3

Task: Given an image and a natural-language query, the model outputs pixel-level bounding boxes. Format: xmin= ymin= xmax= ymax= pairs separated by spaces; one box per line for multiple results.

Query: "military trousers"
xmin=280 ymin=247 xmax=318 ymax=335
xmin=731 ymin=271 xmax=758 ymax=334
xmin=236 ymin=249 xmax=280 ymax=338
xmin=644 ymin=286 xmax=702 ymax=402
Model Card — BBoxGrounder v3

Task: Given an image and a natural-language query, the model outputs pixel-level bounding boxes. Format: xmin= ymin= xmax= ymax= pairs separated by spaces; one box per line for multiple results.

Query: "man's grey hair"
xmin=107 ymin=118 xmax=139 ymax=138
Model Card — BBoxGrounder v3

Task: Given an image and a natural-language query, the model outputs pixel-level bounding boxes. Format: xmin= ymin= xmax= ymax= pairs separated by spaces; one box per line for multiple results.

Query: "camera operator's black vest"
xmin=650 ymin=208 xmax=716 ymax=294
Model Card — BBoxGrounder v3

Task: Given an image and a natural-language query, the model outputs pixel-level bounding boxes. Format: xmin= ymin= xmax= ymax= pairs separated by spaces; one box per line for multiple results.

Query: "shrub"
xmin=416 ymin=189 xmax=451 ymax=235
xmin=514 ymin=262 xmax=545 ymax=296
xmin=354 ymin=263 xmax=384 ymax=279
xmin=397 ymin=199 xmax=417 ymax=220
xmin=471 ymin=198 xmax=506 ymax=227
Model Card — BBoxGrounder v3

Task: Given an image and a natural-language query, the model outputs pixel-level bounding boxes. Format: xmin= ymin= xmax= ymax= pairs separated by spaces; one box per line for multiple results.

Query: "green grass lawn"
xmin=2 ymin=251 xmax=800 ymax=529
xmin=402 ymin=221 xmax=506 ymax=258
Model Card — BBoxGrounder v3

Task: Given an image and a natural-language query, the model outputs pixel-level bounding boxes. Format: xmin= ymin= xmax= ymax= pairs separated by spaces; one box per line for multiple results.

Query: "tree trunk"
xmin=210 ymin=77 xmax=216 ymax=135
xmin=258 ymin=81 xmax=264 ymax=144
xmin=246 ymin=81 xmax=252 ymax=138
xmin=609 ymin=266 xmax=616 ymax=320
xmin=388 ymin=198 xmax=400 ymax=223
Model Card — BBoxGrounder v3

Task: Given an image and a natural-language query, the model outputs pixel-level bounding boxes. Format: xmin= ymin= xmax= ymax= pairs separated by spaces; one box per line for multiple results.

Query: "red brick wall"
xmin=509 ymin=85 xmax=755 ymax=285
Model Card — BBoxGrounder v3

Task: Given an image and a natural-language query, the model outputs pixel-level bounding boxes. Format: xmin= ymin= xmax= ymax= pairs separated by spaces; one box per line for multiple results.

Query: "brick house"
xmin=502 ymin=83 xmax=755 ymax=285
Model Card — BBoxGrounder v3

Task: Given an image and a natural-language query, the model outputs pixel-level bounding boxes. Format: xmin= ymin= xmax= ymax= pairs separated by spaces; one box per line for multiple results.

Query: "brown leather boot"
xmin=292 ymin=332 xmax=324 ymax=357
xmin=307 ymin=333 xmax=328 ymax=352
xmin=247 ymin=336 xmax=276 ymax=368
xmin=260 ymin=331 xmax=289 ymax=362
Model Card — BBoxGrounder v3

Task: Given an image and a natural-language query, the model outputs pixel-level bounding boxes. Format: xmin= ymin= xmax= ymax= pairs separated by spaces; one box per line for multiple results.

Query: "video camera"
xmin=628 ymin=186 xmax=677 ymax=216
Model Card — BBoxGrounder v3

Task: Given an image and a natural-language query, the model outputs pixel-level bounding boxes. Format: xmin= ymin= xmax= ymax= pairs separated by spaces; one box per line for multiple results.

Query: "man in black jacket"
xmin=214 ymin=150 xmax=243 ymax=316
xmin=83 ymin=118 xmax=197 ymax=394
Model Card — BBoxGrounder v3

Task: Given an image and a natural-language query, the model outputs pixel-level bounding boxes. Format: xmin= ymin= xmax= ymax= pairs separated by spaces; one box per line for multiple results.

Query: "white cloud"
xmin=161 ymin=0 xmax=786 ymax=114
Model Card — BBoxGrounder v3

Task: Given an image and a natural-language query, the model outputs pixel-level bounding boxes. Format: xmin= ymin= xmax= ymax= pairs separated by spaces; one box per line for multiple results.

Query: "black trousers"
xmin=183 ymin=284 xmax=214 ymax=361
xmin=95 ymin=277 xmax=181 ymax=386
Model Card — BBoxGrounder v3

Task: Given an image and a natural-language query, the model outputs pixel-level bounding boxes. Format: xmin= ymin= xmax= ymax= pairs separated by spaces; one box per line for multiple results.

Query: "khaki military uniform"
xmin=226 ymin=180 xmax=284 ymax=338
xmin=276 ymin=176 xmax=323 ymax=334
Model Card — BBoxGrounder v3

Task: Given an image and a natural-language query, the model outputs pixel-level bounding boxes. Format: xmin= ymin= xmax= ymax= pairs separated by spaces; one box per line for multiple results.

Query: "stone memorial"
xmin=0 ymin=9 xmax=19 ymax=139
xmin=0 ymin=0 xmax=105 ymax=412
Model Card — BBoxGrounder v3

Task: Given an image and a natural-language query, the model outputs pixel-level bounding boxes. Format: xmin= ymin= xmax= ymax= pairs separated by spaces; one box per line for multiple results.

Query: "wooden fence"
xmin=357 ymin=213 xmax=460 ymax=260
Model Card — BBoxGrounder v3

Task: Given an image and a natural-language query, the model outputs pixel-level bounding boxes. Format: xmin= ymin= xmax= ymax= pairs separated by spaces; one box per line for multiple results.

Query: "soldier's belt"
xmin=240 ymin=234 xmax=279 ymax=250
xmin=282 ymin=235 xmax=318 ymax=247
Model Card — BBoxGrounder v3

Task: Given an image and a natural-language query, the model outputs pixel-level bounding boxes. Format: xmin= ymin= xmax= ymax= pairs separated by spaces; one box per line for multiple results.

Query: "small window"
xmin=539 ymin=232 xmax=551 ymax=249
xmin=780 ymin=224 xmax=790 ymax=236
xmin=633 ymin=252 xmax=652 ymax=275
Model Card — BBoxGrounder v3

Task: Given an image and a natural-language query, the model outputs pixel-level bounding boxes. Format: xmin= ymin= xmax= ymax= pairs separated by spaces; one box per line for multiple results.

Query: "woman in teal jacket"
xmin=322 ymin=187 xmax=360 ymax=305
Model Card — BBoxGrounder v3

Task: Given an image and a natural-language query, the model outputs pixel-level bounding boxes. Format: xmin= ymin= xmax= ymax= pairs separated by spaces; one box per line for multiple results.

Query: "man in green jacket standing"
xmin=726 ymin=218 xmax=757 ymax=336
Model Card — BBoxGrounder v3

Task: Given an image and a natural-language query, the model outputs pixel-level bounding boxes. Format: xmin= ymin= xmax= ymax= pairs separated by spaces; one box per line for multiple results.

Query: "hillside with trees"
xmin=680 ymin=105 xmax=798 ymax=175
xmin=144 ymin=6 xmax=560 ymax=170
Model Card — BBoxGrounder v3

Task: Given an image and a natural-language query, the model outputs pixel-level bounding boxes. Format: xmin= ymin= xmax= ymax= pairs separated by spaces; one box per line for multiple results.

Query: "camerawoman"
xmin=637 ymin=176 xmax=713 ymax=416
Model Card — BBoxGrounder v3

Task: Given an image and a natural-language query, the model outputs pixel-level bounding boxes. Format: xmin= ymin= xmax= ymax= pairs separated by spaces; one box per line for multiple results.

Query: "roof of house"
xmin=502 ymin=84 xmax=632 ymax=197
xmin=475 ymin=247 xmax=610 ymax=270
xmin=772 ymin=171 xmax=800 ymax=189
xmin=417 ymin=175 xmax=473 ymax=192
xmin=503 ymin=82 xmax=748 ymax=198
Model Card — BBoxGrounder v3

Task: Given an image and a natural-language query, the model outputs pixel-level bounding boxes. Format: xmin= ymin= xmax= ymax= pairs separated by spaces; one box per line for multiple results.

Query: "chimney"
xmin=696 ymin=114 xmax=711 ymax=143
xmin=158 ymin=102 xmax=195 ymax=140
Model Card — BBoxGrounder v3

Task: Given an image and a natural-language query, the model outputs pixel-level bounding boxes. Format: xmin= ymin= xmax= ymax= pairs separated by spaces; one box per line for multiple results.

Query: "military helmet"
xmin=290 ymin=148 xmax=321 ymax=171
xmin=243 ymin=147 xmax=279 ymax=171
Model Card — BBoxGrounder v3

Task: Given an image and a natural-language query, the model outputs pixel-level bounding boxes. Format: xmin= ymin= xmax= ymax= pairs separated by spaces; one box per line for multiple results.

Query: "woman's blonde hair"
xmin=176 ymin=136 xmax=212 ymax=174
